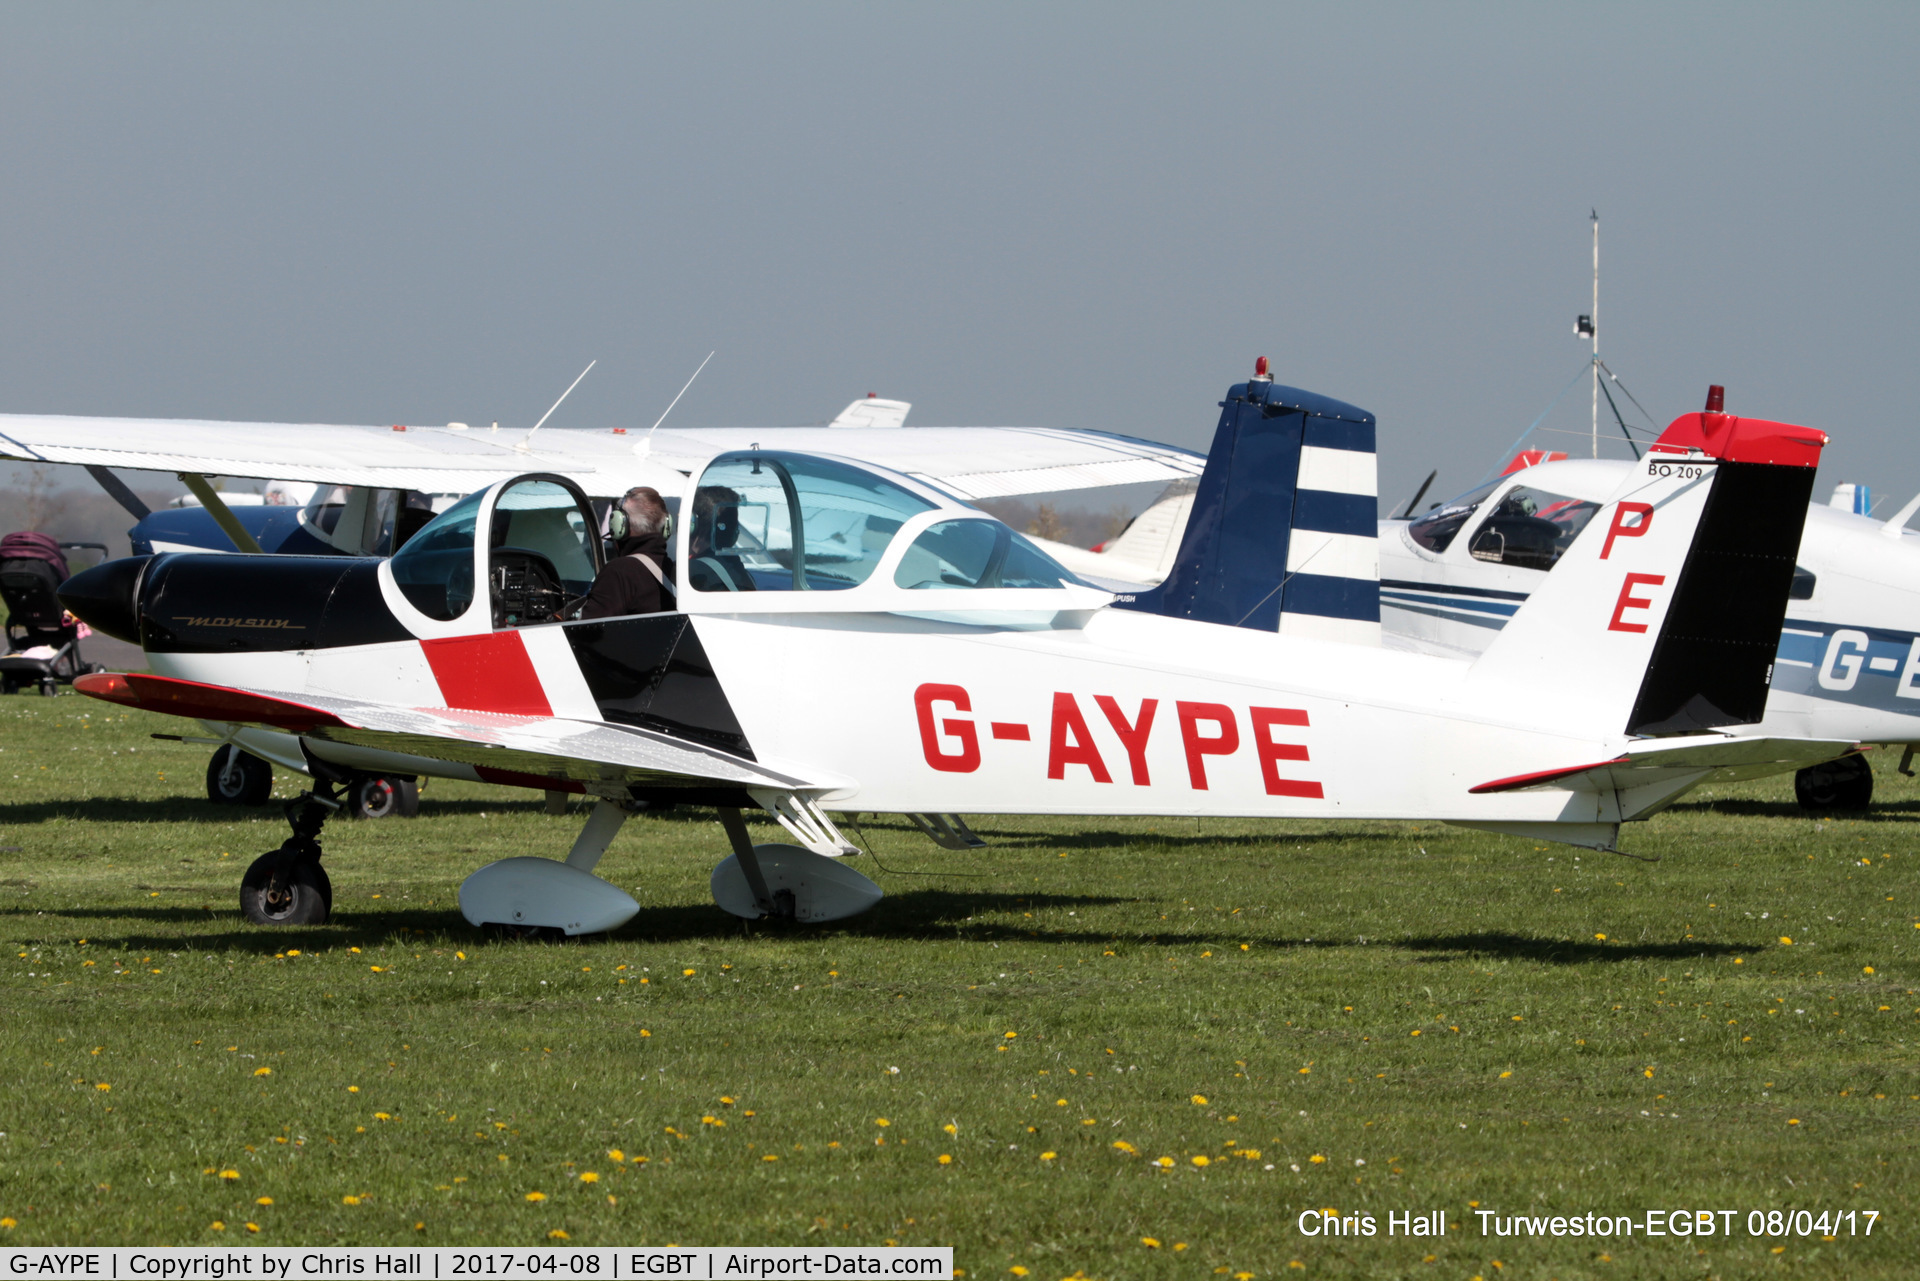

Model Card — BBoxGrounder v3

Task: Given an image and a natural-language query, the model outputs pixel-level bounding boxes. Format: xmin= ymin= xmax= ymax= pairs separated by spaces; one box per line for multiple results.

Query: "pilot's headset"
xmin=606 ymin=500 xmax=671 ymax=545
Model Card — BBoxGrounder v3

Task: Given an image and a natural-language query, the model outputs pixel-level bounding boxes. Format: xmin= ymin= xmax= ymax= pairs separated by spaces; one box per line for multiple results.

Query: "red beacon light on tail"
xmin=1648 ymin=382 xmax=1828 ymax=468
xmin=1252 ymin=356 xmax=1271 ymax=382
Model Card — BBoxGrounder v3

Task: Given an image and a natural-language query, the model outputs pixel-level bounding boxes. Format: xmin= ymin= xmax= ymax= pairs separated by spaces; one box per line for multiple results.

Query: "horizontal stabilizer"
xmin=1471 ymin=736 xmax=1856 ymax=818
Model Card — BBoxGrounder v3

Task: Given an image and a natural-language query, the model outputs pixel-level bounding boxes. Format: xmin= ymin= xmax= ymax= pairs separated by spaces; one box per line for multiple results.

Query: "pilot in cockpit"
xmin=579 ymin=486 xmax=674 ymax=619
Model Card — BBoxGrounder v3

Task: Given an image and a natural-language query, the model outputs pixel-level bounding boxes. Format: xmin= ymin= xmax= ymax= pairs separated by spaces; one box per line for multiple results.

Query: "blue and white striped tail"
xmin=1116 ymin=372 xmax=1380 ymax=645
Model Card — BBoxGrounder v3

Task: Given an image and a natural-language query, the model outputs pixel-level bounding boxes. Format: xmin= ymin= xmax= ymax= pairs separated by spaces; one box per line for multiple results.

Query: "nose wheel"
xmin=240 ymin=850 xmax=333 ymax=925
xmin=237 ymin=782 xmax=342 ymax=926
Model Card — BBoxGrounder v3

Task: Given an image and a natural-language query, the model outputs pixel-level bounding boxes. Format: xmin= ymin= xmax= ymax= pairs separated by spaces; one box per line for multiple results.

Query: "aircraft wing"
xmin=0 ymin=412 xmax=1204 ymax=501
xmin=76 ymin=672 xmax=820 ymax=796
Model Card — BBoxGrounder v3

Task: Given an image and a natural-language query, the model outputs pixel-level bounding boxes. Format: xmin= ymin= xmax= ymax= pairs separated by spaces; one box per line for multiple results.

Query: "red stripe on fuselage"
xmin=421 ymin=632 xmax=553 ymax=716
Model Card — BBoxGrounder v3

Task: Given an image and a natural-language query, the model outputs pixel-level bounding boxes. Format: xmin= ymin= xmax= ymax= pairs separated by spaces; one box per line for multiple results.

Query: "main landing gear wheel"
xmin=240 ymin=852 xmax=332 ymax=925
xmin=1795 ymin=754 xmax=1874 ymax=811
xmin=710 ymin=844 xmax=883 ymax=923
xmin=346 ymin=774 xmax=419 ymax=820
xmin=206 ymin=747 xmax=274 ymax=806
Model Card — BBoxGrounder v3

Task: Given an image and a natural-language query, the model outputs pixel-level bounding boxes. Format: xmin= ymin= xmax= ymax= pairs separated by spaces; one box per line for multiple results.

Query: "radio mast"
xmin=1574 ymin=211 xmax=1600 ymax=457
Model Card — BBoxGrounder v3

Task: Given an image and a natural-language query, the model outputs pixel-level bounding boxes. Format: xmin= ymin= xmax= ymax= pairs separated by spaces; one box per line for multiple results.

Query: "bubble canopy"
xmin=680 ymin=451 xmax=1106 ymax=614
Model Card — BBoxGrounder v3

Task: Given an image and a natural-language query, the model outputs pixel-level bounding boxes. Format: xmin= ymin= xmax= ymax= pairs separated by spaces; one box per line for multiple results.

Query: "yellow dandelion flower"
xmin=456 ymin=951 xmax=466 ymax=961
xmin=875 ymin=1118 xmax=891 ymax=1127
xmin=943 ymin=1123 xmax=957 ymax=1135
xmin=341 ymin=1196 xmax=360 ymax=1207
xmin=1003 ymin=1031 xmax=1017 ymax=1039
xmin=1191 ymin=1094 xmax=1208 ymax=1105
xmin=1173 ymin=1244 xmax=1188 ymax=1252
xmin=640 ymin=1030 xmax=651 ymax=1038
xmin=253 ymin=1067 xmax=271 ymax=1077
xmin=1410 ymin=1029 xmax=1422 ymax=1036
xmin=1009 ymin=1269 xmax=1029 ymax=1277
xmin=348 ymin=1086 xmax=359 ymax=1093
xmin=1779 ymin=937 xmax=1793 ymax=946
xmin=1788 ymin=1119 xmax=1800 ymax=1126
xmin=548 ymin=1230 xmax=570 ymax=1241
xmin=219 ymin=1169 xmax=240 ymax=1181
xmin=580 ymin=1172 xmax=599 ymax=1184
xmin=1040 ymin=1151 xmax=1057 ymax=1161
xmin=683 ymin=968 xmax=696 ymax=976
xmin=608 ymin=1149 xmax=625 ymax=1162
xmin=374 ymin=1112 xmax=392 ymax=1121
xmin=95 ymin=1083 xmax=111 ymax=1091
xmin=255 ymin=1197 xmax=273 ymax=1206
xmin=1864 ymin=966 xmax=1875 ymax=974
xmin=0 ymin=1219 xmax=15 ymax=1230
xmin=525 ymin=1191 xmax=547 ymax=1202
xmin=1140 ymin=1238 xmax=1161 ymax=1249
xmin=285 ymin=949 xmax=300 ymax=957
xmin=937 ymin=1154 xmax=952 ymax=1165
xmin=1309 ymin=1154 xmax=1326 ymax=1164
xmin=1154 ymin=1157 xmax=1174 ymax=1169
xmin=1593 ymin=933 xmax=1606 ymax=941
xmin=762 ymin=1154 xmax=778 ymax=1162
xmin=1112 ymin=1140 xmax=1136 ymax=1154
xmin=1191 ymin=1155 xmax=1210 ymax=1167
xmin=245 ymin=1223 xmax=260 ymax=1234
xmin=210 ymin=1221 xmax=226 ymax=1232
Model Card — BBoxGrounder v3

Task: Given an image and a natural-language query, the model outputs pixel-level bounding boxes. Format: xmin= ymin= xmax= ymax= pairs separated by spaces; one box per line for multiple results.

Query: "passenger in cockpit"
xmin=580 ymin=486 xmax=674 ymax=618
xmin=687 ymin=485 xmax=757 ymax=592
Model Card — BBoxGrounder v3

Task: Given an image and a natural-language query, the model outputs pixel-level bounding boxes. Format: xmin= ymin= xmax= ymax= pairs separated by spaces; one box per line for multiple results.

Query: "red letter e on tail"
xmin=1608 ymin=573 xmax=1666 ymax=634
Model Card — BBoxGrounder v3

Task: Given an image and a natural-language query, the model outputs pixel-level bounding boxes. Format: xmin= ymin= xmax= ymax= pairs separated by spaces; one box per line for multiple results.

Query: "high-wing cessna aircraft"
xmin=1048 ymin=387 xmax=1920 ymax=812
xmin=54 ymin=371 xmax=1848 ymax=935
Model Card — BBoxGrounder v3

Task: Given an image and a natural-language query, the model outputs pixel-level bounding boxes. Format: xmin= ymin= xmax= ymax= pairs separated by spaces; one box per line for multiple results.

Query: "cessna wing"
xmin=0 ymin=409 xmax=1204 ymax=504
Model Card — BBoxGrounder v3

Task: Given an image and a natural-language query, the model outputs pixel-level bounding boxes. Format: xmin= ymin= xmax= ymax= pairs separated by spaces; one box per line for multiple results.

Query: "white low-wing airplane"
xmin=56 ymin=371 xmax=1848 ymax=934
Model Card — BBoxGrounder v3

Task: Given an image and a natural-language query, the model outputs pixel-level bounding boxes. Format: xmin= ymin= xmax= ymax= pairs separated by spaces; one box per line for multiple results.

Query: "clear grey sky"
xmin=2 ymin=2 xmax=1915 ymax=512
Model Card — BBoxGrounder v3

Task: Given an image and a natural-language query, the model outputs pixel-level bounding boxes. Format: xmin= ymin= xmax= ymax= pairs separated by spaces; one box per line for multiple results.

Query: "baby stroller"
xmin=0 ymin=532 xmax=108 ymax=696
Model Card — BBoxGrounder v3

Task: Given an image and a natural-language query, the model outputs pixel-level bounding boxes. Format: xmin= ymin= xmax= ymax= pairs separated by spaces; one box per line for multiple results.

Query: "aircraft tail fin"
xmin=1115 ymin=365 xmax=1380 ymax=644
xmin=1465 ymin=409 xmax=1828 ymax=736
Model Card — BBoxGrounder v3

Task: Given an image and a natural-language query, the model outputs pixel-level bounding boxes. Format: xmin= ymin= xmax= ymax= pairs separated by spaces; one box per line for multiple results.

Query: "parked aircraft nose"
xmin=57 ymin=555 xmax=152 ymax=644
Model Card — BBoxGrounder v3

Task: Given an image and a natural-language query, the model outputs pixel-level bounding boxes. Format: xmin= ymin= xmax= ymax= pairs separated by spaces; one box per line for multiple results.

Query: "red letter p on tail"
xmin=1600 ymin=502 xmax=1654 ymax=559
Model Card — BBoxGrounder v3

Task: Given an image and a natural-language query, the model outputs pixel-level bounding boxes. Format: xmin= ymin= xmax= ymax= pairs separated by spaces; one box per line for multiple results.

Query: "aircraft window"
xmin=1465 ymin=485 xmax=1601 ymax=571
xmin=388 ymin=489 xmax=484 ymax=620
xmin=490 ymin=479 xmax=599 ymax=626
xmin=1406 ymin=483 xmax=1494 ymax=553
xmin=1790 ymin=566 xmax=1816 ymax=600
xmin=690 ymin=453 xmax=935 ymax=592
xmin=894 ymin=519 xmax=1076 ymax=589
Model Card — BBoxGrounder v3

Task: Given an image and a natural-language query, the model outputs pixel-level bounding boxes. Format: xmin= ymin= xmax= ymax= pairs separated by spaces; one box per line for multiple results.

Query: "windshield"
xmin=389 ymin=489 xmax=483 ymax=620
xmin=1405 ymin=483 xmax=1495 ymax=553
xmin=689 ymin=452 xmax=936 ymax=591
xmin=894 ymin=519 xmax=1078 ymax=589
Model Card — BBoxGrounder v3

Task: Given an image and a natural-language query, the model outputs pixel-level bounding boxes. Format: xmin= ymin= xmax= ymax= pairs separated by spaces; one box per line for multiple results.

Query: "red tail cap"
xmin=1650 ymin=410 xmax=1827 ymax=468
xmin=1704 ymin=384 xmax=1725 ymax=412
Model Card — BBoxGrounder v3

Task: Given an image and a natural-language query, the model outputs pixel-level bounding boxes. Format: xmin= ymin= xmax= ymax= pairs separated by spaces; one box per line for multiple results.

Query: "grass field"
xmin=0 ymin=692 xmax=1915 ymax=1278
